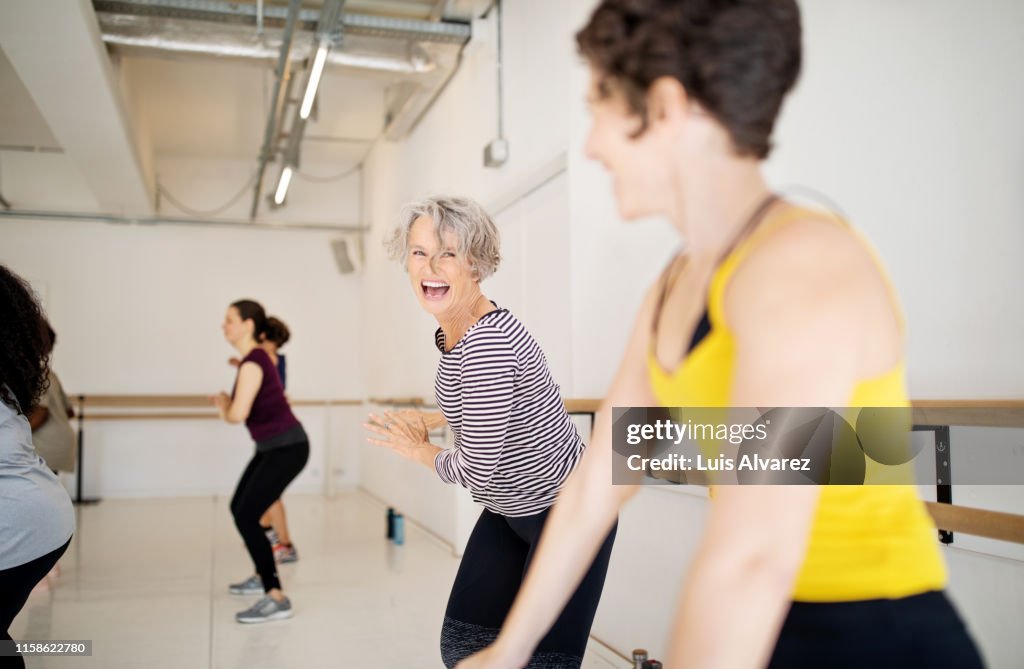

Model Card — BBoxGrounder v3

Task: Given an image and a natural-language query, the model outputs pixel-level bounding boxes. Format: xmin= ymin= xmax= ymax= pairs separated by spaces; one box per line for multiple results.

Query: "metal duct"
xmin=96 ymin=13 xmax=442 ymax=75
xmin=92 ymin=0 xmax=472 ymax=143
xmin=0 ymin=208 xmax=363 ymax=232
xmin=92 ymin=1 xmax=471 ymax=44
xmin=250 ymin=0 xmax=301 ymax=219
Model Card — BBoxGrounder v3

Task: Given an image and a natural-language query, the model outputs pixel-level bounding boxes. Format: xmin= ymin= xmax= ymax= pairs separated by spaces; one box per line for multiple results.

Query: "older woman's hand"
xmin=393 ymin=408 xmax=447 ymax=431
xmin=399 ymin=407 xmax=425 ymax=421
xmin=364 ymin=410 xmax=442 ymax=469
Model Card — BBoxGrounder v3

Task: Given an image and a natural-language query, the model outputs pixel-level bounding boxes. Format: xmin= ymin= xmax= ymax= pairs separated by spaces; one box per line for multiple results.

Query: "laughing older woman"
xmin=364 ymin=196 xmax=615 ymax=669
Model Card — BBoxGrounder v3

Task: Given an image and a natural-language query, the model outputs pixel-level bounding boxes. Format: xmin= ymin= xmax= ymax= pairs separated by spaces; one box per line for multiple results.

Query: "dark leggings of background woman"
xmin=230 ymin=442 xmax=309 ymax=591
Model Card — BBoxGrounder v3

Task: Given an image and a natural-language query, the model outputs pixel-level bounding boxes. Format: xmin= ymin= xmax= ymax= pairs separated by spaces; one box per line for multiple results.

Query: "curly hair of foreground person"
xmin=0 ymin=265 xmax=52 ymax=415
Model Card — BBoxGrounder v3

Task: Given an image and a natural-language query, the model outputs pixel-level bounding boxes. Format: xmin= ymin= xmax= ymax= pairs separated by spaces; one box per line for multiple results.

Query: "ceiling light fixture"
xmin=273 ymin=165 xmax=294 ymax=205
xmin=300 ymin=42 xmax=329 ymax=119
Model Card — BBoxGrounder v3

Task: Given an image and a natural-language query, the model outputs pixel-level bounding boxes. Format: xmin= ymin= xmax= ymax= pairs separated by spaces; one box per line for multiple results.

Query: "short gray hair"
xmin=386 ymin=196 xmax=502 ymax=280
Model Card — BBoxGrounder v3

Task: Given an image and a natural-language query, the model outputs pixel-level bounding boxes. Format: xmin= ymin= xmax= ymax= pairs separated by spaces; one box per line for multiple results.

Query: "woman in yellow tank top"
xmin=456 ymin=1 xmax=983 ymax=668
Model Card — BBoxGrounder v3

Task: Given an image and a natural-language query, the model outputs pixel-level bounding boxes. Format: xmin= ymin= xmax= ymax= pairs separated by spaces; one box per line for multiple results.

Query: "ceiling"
xmin=0 ymin=48 xmax=61 ymax=151
xmin=122 ymin=56 xmax=385 ymax=163
xmin=0 ymin=0 xmax=485 ymax=219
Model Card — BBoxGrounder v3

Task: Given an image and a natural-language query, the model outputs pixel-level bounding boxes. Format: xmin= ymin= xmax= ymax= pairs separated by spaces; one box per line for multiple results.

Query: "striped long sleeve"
xmin=434 ymin=324 xmax=517 ymax=489
xmin=431 ymin=308 xmax=584 ymax=517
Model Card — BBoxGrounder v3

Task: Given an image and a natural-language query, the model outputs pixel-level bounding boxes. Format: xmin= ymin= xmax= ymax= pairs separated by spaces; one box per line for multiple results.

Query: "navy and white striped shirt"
xmin=433 ymin=307 xmax=584 ymax=517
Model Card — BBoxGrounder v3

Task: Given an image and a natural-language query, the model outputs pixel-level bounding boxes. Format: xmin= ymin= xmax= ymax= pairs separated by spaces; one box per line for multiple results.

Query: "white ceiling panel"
xmin=0 ymin=1 xmax=153 ymax=213
xmin=0 ymin=47 xmax=60 ymax=149
xmin=123 ymin=58 xmax=385 ymax=161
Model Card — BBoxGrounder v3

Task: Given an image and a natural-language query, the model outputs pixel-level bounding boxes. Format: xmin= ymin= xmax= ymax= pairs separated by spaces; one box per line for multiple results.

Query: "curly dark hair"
xmin=263 ymin=317 xmax=290 ymax=348
xmin=576 ymin=0 xmax=802 ymax=159
xmin=0 ymin=265 xmax=52 ymax=415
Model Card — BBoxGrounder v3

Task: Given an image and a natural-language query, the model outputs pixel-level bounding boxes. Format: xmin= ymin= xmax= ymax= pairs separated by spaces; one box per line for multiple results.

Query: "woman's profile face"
xmin=583 ymin=68 xmax=678 ymax=221
xmin=222 ymin=307 xmax=250 ymax=346
xmin=406 ymin=215 xmax=478 ymax=320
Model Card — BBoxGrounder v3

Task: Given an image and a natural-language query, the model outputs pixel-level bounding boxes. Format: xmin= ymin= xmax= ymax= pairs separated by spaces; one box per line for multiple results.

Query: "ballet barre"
xmin=65 ymin=395 xmax=1024 ymax=546
xmin=71 ymin=394 xmax=362 ymax=504
xmin=911 ymin=399 xmax=1024 ymax=544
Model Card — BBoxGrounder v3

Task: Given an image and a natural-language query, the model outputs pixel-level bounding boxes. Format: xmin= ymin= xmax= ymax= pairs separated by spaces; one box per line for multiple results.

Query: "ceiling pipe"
xmin=96 ymin=14 xmax=443 ymax=74
xmin=250 ymin=0 xmax=302 ymax=220
xmin=270 ymin=0 xmax=346 ymax=211
xmin=0 ymin=208 xmax=364 ymax=233
xmin=92 ymin=1 xmax=471 ymax=44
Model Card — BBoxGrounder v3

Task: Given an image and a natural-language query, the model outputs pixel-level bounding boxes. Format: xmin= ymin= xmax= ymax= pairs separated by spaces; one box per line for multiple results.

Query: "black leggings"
xmin=441 ymin=508 xmax=617 ymax=669
xmin=0 ymin=539 xmax=71 ymax=669
xmin=229 ymin=442 xmax=309 ymax=592
xmin=768 ymin=590 xmax=984 ymax=668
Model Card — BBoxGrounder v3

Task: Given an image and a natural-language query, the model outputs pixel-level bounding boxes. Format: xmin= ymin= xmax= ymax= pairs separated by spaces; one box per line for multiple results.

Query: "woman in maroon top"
xmin=211 ymin=299 xmax=309 ymax=624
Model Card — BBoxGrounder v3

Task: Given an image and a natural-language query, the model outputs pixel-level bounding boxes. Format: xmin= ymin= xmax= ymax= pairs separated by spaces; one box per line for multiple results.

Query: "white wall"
xmin=588 ymin=487 xmax=707 ymax=659
xmin=766 ymin=0 xmax=1024 ymax=399
xmin=72 ymin=404 xmax=365 ymax=498
xmin=1 ymin=192 xmax=367 ymax=498
xmin=946 ymin=547 xmax=1024 ymax=668
xmin=1 ymin=216 xmax=361 ymax=397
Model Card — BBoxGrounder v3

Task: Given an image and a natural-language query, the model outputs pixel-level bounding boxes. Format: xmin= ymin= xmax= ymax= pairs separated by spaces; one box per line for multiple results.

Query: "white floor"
xmin=12 ymin=492 xmax=628 ymax=668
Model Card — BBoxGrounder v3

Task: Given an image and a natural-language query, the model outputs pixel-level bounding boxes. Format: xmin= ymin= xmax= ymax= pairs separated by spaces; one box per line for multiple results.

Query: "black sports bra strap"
xmin=721 ymin=193 xmax=780 ymax=262
xmin=649 ymin=192 xmax=780 ymax=359
xmin=650 ymin=251 xmax=684 ymax=342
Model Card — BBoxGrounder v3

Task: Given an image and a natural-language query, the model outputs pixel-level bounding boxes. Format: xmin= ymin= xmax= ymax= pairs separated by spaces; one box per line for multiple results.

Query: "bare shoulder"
xmin=731 ymin=213 xmax=891 ymax=310
xmin=238 ymin=360 xmax=264 ymax=379
xmin=748 ymin=211 xmax=879 ymax=272
xmin=725 ymin=212 xmax=902 ymax=372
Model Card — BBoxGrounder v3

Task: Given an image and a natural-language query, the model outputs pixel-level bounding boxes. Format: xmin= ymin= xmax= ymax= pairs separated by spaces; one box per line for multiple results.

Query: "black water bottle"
xmin=642 ymin=661 xmax=662 ymax=669
xmin=387 ymin=507 xmax=395 ymax=539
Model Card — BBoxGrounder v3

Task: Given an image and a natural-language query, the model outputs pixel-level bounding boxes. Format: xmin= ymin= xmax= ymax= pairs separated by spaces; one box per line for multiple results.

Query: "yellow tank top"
xmin=648 ymin=207 xmax=947 ymax=602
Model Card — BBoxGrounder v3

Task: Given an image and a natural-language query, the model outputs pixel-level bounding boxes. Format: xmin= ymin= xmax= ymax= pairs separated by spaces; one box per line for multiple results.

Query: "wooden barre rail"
xmin=564 ymin=398 xmax=602 ymax=413
xmin=72 ymin=396 xmax=1024 ymax=415
xmin=569 ymin=399 xmax=1024 ymax=546
xmin=67 ymin=395 xmax=1024 ymax=546
xmin=563 ymin=399 xmax=1024 ymax=421
xmin=67 ymin=396 xmax=1024 ymax=430
xmin=75 ymin=394 xmax=363 ymax=408
xmin=912 ymin=402 xmax=1024 ymax=428
xmin=74 ymin=394 xmax=590 ymax=411
xmin=74 ymin=396 xmax=363 ymax=422
xmin=367 ymin=397 xmax=427 ymax=406
xmin=70 ymin=395 xmax=1024 ymax=408
xmin=82 ymin=412 xmax=220 ymax=421
xmin=925 ymin=502 xmax=1024 ymax=545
